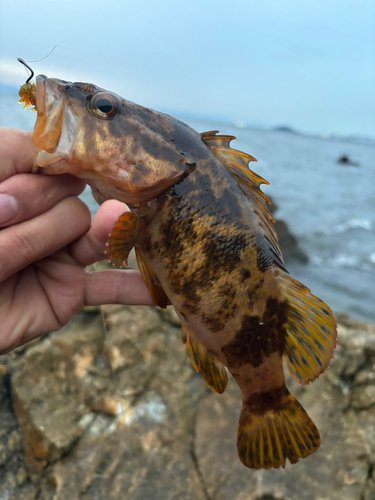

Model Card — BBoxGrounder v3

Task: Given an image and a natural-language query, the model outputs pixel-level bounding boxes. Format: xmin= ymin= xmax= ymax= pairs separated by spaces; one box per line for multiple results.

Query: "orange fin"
xmin=183 ymin=326 xmax=228 ymax=394
xmin=237 ymin=387 xmax=320 ymax=469
xmin=278 ymin=271 xmax=337 ymax=385
xmin=135 ymin=247 xmax=169 ymax=309
xmin=106 ymin=211 xmax=140 ymax=265
xmin=201 ymin=131 xmax=283 ymax=265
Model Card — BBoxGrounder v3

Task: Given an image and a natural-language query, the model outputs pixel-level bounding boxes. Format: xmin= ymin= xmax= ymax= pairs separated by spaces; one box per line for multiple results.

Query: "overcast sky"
xmin=1 ymin=0 xmax=374 ymax=137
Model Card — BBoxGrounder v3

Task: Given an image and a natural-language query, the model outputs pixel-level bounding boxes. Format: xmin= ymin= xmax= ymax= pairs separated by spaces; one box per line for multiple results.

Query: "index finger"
xmin=0 ymin=128 xmax=36 ymax=182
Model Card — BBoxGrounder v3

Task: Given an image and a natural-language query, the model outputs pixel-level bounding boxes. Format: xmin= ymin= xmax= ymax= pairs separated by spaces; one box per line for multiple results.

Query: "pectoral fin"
xmin=278 ymin=271 xmax=337 ymax=385
xmin=183 ymin=326 xmax=228 ymax=394
xmin=106 ymin=211 xmax=140 ymax=266
xmin=135 ymin=247 xmax=169 ymax=309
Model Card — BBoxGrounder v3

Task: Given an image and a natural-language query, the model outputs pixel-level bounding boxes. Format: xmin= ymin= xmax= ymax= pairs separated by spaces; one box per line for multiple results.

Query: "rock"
xmin=1 ymin=302 xmax=207 ymax=499
xmin=268 ymin=197 xmax=278 ymax=214
xmin=1 ymin=303 xmax=375 ymax=499
xmin=337 ymin=155 xmax=359 ymax=167
xmin=268 ymin=196 xmax=309 ymax=265
xmin=274 ymin=220 xmax=309 ymax=264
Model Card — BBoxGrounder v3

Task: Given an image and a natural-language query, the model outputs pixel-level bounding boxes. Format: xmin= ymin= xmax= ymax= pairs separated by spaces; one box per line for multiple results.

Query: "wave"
xmin=311 ymin=253 xmax=375 ymax=271
xmin=333 ymin=218 xmax=372 ymax=234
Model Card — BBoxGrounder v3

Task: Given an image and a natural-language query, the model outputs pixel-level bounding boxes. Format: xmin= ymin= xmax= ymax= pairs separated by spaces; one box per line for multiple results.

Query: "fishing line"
xmin=100 ymin=304 xmax=119 ymax=391
xmin=22 ymin=45 xmax=58 ymax=63
xmin=94 ymin=262 xmax=125 ymax=413
xmin=17 ymin=46 xmax=57 ymax=82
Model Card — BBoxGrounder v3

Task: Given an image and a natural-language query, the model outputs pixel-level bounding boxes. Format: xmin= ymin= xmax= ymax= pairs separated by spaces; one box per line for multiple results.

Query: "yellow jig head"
xmin=18 ymin=58 xmax=37 ymax=111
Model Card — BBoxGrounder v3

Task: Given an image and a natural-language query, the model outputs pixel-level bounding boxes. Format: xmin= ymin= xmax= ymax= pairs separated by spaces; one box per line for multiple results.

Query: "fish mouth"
xmin=33 ymin=76 xmax=77 ymax=171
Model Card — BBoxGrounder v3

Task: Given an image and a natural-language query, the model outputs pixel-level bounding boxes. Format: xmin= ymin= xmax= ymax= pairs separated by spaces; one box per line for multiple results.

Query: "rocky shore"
xmin=0 ymin=295 xmax=375 ymax=499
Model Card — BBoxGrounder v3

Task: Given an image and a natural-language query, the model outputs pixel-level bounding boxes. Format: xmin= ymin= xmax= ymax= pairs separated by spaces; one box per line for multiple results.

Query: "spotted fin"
xmin=278 ymin=271 xmax=337 ymax=385
xmin=106 ymin=211 xmax=140 ymax=266
xmin=182 ymin=326 xmax=228 ymax=394
xmin=201 ymin=131 xmax=282 ymax=265
xmin=135 ymin=247 xmax=169 ymax=309
xmin=237 ymin=387 xmax=320 ymax=469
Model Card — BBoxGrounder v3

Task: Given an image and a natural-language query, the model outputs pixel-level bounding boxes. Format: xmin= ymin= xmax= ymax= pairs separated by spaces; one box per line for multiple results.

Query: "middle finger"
xmin=0 ymin=173 xmax=85 ymax=228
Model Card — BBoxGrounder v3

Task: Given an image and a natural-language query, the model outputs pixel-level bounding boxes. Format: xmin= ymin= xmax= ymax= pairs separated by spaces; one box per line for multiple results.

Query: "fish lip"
xmin=35 ymin=154 xmax=65 ymax=170
xmin=35 ymin=75 xmax=46 ymax=116
xmin=33 ymin=77 xmax=68 ymax=154
xmin=34 ymin=77 xmax=77 ymax=171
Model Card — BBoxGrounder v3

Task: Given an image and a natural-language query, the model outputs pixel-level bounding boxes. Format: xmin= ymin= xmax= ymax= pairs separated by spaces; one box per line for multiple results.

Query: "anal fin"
xmin=135 ymin=247 xmax=169 ymax=309
xmin=183 ymin=326 xmax=228 ymax=394
xmin=278 ymin=271 xmax=337 ymax=385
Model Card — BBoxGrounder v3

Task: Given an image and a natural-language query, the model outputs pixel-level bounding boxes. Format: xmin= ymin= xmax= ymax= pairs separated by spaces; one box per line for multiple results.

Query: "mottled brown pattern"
xmin=143 ymin=162 xmax=257 ymax=321
xmin=222 ymin=298 xmax=289 ymax=368
xmin=244 ymin=385 xmax=289 ymax=411
xmin=256 ymin=233 xmax=275 ymax=272
xmin=200 ymin=282 xmax=239 ymax=332
xmin=31 ymin=77 xmax=337 ymax=469
xmin=240 ymin=268 xmax=251 ymax=281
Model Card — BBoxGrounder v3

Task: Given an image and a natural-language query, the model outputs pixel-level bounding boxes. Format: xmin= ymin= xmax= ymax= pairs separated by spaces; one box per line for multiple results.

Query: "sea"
xmin=1 ymin=92 xmax=374 ymax=322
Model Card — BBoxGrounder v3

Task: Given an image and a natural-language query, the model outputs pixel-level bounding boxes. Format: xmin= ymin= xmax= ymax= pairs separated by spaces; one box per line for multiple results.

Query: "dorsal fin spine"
xmin=225 ymin=160 xmax=268 ymax=188
xmin=202 ymin=130 xmax=283 ymax=269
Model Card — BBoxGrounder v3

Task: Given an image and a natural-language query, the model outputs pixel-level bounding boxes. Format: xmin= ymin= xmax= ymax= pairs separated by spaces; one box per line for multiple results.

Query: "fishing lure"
xmin=17 ymin=59 xmax=37 ymax=111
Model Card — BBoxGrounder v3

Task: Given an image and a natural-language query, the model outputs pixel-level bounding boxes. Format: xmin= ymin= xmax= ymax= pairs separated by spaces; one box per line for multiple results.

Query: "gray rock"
xmin=274 ymin=219 xmax=309 ymax=265
xmin=268 ymin=196 xmax=309 ymax=265
xmin=337 ymin=155 xmax=359 ymax=167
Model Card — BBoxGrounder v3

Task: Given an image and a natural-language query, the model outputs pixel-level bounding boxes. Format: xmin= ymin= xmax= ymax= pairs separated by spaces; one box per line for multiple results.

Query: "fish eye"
xmin=88 ymin=92 xmax=119 ymax=119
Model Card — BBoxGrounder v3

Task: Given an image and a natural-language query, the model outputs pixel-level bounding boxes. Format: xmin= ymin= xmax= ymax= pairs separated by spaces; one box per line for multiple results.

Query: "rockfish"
xmin=29 ymin=75 xmax=337 ymax=469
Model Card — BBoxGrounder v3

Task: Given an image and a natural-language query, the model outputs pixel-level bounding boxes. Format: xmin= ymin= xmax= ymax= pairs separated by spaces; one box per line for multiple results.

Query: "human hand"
xmin=0 ymin=127 xmax=154 ymax=354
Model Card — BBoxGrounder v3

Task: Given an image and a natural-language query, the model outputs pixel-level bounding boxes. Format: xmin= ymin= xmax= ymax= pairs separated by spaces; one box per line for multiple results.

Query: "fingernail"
xmin=0 ymin=194 xmax=18 ymax=223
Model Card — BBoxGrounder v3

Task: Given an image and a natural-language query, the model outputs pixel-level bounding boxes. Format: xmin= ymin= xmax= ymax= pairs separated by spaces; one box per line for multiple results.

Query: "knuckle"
xmin=12 ymin=227 xmax=41 ymax=263
xmin=0 ymin=227 xmax=41 ymax=282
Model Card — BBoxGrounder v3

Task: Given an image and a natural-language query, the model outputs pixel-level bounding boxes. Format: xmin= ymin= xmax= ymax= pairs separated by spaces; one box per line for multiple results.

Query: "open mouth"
xmin=33 ymin=76 xmax=64 ymax=153
xmin=33 ymin=76 xmax=76 ymax=170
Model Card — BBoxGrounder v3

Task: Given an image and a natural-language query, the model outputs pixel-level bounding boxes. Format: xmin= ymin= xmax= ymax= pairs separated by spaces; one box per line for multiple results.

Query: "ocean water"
xmin=1 ymin=93 xmax=374 ymax=322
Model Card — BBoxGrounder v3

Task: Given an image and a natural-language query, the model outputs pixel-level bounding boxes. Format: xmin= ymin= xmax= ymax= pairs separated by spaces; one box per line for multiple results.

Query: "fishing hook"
xmin=17 ymin=58 xmax=34 ymax=84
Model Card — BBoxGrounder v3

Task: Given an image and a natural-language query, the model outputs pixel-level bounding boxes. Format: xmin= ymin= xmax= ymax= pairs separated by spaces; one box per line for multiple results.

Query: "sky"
xmin=0 ymin=0 xmax=374 ymax=138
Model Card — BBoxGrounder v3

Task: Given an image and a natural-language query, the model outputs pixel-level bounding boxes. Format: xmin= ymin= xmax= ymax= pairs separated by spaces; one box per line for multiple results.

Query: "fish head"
xmin=33 ymin=76 xmax=191 ymax=204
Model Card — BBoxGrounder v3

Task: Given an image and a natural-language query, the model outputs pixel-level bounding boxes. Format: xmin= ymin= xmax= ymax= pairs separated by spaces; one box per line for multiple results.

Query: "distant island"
xmin=273 ymin=125 xmax=298 ymax=134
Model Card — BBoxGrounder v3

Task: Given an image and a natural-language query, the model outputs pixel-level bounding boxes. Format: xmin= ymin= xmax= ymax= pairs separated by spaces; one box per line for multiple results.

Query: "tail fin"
xmin=237 ymin=387 xmax=320 ymax=469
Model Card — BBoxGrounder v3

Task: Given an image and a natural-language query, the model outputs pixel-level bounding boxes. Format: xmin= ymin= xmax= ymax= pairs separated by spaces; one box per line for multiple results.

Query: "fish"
xmin=27 ymin=74 xmax=337 ymax=470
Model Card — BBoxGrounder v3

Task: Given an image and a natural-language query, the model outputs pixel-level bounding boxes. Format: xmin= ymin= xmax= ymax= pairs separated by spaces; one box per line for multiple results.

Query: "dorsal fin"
xmin=201 ymin=130 xmax=283 ymax=265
